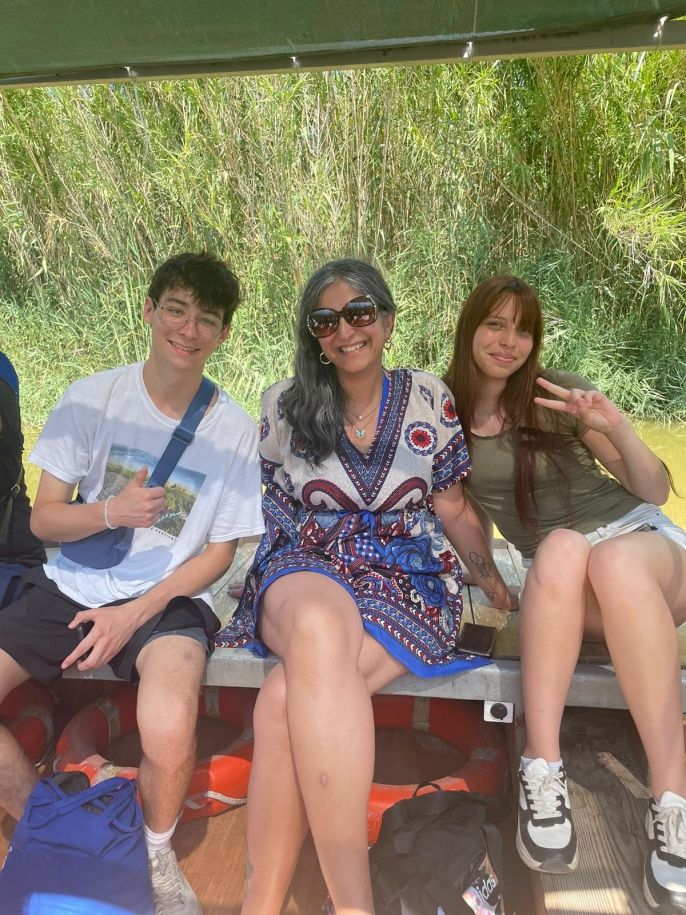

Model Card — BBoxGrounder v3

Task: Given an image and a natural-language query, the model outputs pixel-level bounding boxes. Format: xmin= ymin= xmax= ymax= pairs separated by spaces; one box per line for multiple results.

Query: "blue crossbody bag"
xmin=60 ymin=377 xmax=216 ymax=570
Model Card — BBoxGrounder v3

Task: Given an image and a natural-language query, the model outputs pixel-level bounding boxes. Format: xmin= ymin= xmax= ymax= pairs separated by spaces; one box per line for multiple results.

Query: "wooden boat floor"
xmin=0 ymin=709 xmax=660 ymax=913
xmin=0 ymin=721 xmax=469 ymax=913
xmin=532 ymin=707 xmax=656 ymax=915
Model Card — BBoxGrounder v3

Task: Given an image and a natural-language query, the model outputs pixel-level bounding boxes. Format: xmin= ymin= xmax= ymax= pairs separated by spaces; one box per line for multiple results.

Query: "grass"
xmin=1 ymin=55 xmax=685 ymax=423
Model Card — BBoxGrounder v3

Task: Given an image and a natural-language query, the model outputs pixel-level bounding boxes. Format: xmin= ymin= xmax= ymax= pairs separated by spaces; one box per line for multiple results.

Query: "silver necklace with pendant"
xmin=345 ymin=380 xmax=384 ymax=443
xmin=346 ymin=411 xmax=371 ymax=439
xmin=345 ymin=401 xmax=378 ymax=440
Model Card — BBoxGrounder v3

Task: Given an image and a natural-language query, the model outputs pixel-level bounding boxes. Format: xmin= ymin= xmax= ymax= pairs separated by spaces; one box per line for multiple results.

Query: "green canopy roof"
xmin=3 ymin=1 xmax=686 ymax=87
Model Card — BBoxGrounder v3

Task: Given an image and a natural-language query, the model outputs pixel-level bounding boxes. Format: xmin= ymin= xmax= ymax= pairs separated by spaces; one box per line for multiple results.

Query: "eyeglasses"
xmin=153 ymin=300 xmax=224 ymax=338
xmin=306 ymin=296 xmax=378 ymax=339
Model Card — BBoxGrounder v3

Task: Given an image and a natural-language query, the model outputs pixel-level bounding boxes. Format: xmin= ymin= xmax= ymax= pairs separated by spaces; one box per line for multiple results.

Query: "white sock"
xmin=520 ymin=755 xmax=563 ymax=774
xmin=144 ymin=822 xmax=176 ymax=857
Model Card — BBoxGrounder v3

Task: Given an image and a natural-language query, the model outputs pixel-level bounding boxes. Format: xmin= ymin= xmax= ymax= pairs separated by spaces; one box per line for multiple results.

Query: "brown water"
xmin=21 ymin=421 xmax=686 ymax=528
xmin=22 ymin=425 xmax=43 ymax=505
xmin=636 ymin=421 xmax=686 ymax=529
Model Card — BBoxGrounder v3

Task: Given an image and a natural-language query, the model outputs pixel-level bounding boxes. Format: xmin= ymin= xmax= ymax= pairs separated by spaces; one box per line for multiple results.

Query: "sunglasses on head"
xmin=306 ymin=295 xmax=378 ymax=339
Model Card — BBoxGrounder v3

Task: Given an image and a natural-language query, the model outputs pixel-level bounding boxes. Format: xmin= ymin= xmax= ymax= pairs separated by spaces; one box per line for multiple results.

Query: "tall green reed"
xmin=1 ymin=55 xmax=684 ymax=422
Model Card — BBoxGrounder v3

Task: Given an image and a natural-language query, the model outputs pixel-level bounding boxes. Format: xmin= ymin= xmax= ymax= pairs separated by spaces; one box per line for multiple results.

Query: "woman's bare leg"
xmin=241 ymin=664 xmax=308 ymax=914
xmin=241 ymin=573 xmax=405 ymax=915
xmin=263 ymin=575 xmax=374 ymax=915
xmin=520 ymin=528 xmax=603 ymax=761
xmin=588 ymin=532 xmax=686 ymax=798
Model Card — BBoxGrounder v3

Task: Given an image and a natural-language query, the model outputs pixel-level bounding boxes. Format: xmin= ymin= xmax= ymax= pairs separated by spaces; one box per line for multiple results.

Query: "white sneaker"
xmin=149 ymin=848 xmax=202 ymax=915
xmin=516 ymin=758 xmax=578 ymax=874
xmin=644 ymin=791 xmax=686 ymax=911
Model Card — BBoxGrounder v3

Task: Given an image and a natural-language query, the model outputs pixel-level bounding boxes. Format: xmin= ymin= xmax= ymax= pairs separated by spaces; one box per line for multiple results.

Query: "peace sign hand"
xmin=534 ymin=376 xmax=627 ymax=435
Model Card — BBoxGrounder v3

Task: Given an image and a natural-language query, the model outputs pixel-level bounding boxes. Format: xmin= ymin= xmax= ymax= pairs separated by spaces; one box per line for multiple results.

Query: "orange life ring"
xmin=54 ymin=684 xmax=255 ymax=822
xmin=368 ymin=695 xmax=508 ymax=844
xmin=0 ymin=680 xmax=56 ymax=765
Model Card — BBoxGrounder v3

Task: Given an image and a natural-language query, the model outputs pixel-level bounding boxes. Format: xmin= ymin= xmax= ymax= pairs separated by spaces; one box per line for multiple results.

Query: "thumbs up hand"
xmin=128 ymin=466 xmax=149 ymax=488
xmin=106 ymin=466 xmax=166 ymax=529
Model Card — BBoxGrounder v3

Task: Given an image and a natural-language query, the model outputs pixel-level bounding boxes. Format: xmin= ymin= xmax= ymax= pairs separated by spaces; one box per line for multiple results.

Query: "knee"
xmin=587 ymin=536 xmax=642 ymax=595
xmin=0 ymin=653 xmax=31 ymax=705
xmin=527 ymin=528 xmax=590 ymax=591
xmin=284 ymin=599 xmax=359 ymax=664
xmin=138 ymin=694 xmax=198 ymax=767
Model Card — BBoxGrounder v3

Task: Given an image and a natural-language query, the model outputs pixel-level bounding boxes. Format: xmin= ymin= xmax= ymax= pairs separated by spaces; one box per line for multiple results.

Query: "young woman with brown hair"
xmin=445 ymin=275 xmax=686 ymax=912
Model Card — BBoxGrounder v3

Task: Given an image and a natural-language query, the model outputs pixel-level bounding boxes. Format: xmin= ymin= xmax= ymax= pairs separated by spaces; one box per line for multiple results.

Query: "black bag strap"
xmin=382 ymin=781 xmax=443 ymax=834
xmin=0 ymin=465 xmax=23 ymax=545
xmin=483 ymin=822 xmax=504 ymax=862
xmin=148 ymin=376 xmax=216 ymax=487
xmin=387 ymin=796 xmax=451 ymax=855
xmin=482 ymin=821 xmax=507 ymax=908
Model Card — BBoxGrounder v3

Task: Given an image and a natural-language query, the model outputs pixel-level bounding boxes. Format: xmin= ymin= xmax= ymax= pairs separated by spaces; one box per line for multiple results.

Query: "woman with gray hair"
xmin=220 ymin=259 xmax=515 ymax=915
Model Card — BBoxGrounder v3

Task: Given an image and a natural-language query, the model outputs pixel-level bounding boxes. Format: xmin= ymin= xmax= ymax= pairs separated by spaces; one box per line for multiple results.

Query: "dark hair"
xmin=282 ymin=258 xmax=396 ymax=464
xmin=147 ymin=252 xmax=240 ymax=327
xmin=444 ymin=274 xmax=570 ymax=527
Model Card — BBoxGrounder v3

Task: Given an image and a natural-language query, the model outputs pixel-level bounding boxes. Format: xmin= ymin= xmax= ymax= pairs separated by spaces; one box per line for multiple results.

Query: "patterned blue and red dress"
xmin=216 ymin=368 xmax=488 ymax=676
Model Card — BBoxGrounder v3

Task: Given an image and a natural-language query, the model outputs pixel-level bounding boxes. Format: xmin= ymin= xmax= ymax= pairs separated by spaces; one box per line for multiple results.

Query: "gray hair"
xmin=282 ymin=259 xmax=397 ymax=464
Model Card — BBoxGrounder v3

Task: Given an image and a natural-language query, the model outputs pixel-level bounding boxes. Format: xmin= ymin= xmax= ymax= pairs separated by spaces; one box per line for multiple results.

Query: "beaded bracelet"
xmin=103 ymin=495 xmax=117 ymax=530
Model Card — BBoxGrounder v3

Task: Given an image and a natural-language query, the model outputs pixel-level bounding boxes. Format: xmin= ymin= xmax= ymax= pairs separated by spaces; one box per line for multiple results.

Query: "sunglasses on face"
xmin=306 ymin=295 xmax=378 ymax=339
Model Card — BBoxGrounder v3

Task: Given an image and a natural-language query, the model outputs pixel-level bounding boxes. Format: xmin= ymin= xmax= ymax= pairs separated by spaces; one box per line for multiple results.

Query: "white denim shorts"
xmin=522 ymin=503 xmax=686 ymax=568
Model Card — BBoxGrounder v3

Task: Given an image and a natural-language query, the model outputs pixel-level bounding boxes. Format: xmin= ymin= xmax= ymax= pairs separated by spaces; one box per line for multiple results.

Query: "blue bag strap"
xmin=28 ymin=776 xmax=140 ymax=828
xmin=148 ymin=377 xmax=216 ymax=488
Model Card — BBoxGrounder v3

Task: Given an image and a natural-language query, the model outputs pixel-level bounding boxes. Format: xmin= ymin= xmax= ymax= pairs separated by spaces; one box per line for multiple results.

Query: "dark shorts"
xmin=0 ymin=566 xmax=220 ymax=684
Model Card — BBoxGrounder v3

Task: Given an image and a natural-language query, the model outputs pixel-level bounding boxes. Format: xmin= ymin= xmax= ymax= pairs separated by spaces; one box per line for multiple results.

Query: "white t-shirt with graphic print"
xmin=30 ymin=363 xmax=264 ymax=609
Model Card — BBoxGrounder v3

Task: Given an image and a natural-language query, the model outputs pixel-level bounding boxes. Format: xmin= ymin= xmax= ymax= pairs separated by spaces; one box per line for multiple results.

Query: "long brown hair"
xmin=444 ymin=275 xmax=567 ymax=527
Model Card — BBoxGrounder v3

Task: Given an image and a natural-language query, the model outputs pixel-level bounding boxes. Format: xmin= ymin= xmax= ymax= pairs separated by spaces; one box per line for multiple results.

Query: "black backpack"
xmin=369 ymin=787 xmax=509 ymax=915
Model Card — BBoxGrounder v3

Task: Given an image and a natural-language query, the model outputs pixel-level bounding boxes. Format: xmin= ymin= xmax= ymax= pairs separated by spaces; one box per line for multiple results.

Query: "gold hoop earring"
xmin=384 ymin=338 xmax=392 ymax=351
xmin=319 ymin=352 xmax=331 ymax=365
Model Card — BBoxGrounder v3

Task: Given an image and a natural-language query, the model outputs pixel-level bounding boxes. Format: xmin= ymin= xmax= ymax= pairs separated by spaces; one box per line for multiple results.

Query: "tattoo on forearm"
xmin=244 ymin=858 xmax=253 ymax=893
xmin=468 ymin=551 xmax=492 ymax=581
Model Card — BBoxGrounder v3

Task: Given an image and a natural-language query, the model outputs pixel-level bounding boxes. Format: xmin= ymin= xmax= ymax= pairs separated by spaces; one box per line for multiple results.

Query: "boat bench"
xmin=65 ymin=536 xmax=686 ymax=714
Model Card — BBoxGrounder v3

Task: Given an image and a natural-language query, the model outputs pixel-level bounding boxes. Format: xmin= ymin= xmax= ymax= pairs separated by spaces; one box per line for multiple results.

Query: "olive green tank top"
xmin=466 ymin=371 xmax=641 ymax=558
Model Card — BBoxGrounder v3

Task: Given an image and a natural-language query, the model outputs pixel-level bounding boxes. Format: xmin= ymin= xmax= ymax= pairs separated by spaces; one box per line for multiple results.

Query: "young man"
xmin=0 ymin=352 xmax=46 ymax=607
xmin=0 ymin=252 xmax=264 ymax=915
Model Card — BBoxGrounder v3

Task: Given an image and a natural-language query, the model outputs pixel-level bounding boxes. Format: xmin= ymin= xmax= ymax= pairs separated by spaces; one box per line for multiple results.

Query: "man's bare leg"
xmin=135 ymin=635 xmax=206 ymax=831
xmin=0 ymin=650 xmax=35 ymax=820
xmin=135 ymin=635 xmax=206 ymax=914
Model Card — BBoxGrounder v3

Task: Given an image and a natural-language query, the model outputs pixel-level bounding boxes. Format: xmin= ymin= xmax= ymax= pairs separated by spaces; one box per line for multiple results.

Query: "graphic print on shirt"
xmin=96 ymin=444 xmax=206 ymax=539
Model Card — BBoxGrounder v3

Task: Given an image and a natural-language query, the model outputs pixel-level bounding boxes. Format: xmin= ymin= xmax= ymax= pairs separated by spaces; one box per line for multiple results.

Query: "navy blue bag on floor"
xmin=0 ymin=775 xmax=154 ymax=914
